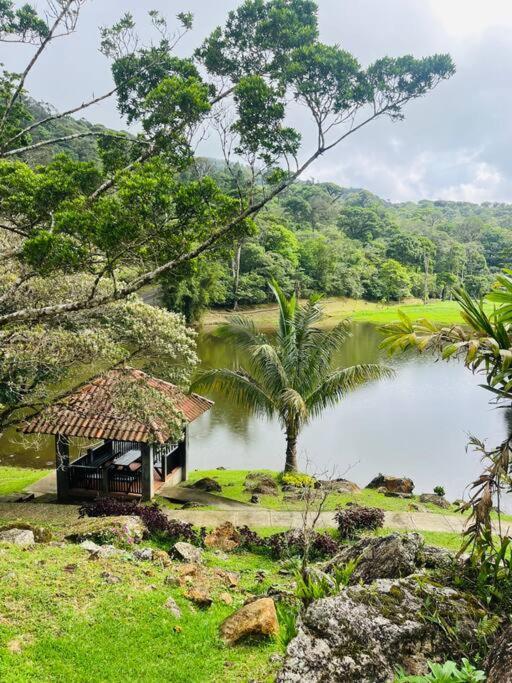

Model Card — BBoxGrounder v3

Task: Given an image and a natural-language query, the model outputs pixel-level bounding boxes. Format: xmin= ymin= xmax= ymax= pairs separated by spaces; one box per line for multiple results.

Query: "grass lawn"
xmin=186 ymin=469 xmax=466 ymax=516
xmin=202 ymin=297 xmax=468 ymax=329
xmin=0 ymin=466 xmax=50 ymax=497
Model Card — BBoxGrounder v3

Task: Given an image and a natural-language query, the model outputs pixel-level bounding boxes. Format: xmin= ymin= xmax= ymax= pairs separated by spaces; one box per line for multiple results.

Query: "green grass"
xmin=0 ymin=541 xmax=282 ymax=683
xmin=0 ymin=466 xmax=50 ymax=496
xmin=202 ymin=298 xmax=468 ymax=329
xmin=186 ymin=469 xmax=466 ymax=516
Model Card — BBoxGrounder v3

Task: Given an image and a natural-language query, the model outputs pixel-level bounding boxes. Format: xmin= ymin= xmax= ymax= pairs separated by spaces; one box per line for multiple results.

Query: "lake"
xmin=0 ymin=322 xmax=508 ymax=503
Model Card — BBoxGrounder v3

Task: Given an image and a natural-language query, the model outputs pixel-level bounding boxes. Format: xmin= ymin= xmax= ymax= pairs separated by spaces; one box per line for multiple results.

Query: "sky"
xmin=4 ymin=0 xmax=512 ymax=203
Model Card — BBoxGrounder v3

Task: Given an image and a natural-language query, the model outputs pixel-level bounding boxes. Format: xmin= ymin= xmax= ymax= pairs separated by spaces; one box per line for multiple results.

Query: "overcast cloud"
xmin=4 ymin=0 xmax=512 ymax=202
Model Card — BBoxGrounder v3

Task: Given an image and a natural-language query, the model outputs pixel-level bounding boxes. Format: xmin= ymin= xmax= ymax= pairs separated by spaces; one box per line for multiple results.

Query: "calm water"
xmin=1 ymin=323 xmax=508 ymax=503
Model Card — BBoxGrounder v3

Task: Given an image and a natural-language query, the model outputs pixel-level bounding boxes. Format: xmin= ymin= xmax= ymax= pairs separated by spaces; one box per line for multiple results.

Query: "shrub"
xmin=236 ymin=525 xmax=266 ymax=551
xmin=280 ymin=472 xmax=316 ymax=488
xmin=276 ymin=602 xmax=299 ymax=649
xmin=394 ymin=658 xmax=485 ymax=682
xmin=433 ymin=485 xmax=446 ymax=497
xmin=267 ymin=529 xmax=339 ymax=560
xmin=79 ymin=498 xmax=201 ymax=545
xmin=294 ymin=561 xmax=357 ymax=606
xmin=335 ymin=504 xmax=384 ymax=540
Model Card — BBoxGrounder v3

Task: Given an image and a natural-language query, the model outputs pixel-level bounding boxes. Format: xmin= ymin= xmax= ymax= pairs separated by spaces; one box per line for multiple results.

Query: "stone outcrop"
xmin=0 ymin=528 xmax=35 ymax=547
xmin=366 ymin=474 xmax=414 ymax=494
xmin=0 ymin=522 xmax=51 ymax=543
xmin=324 ymin=533 xmax=453 ymax=583
xmin=204 ymin=522 xmax=241 ymax=551
xmin=191 ymin=477 xmax=222 ymax=493
xmin=486 ymin=624 xmax=512 ymax=683
xmin=317 ymin=479 xmax=361 ymax=494
xmin=220 ymin=597 xmax=279 ymax=644
xmin=278 ymin=577 xmax=484 ymax=682
xmin=244 ymin=472 xmax=278 ymax=496
xmin=419 ymin=493 xmax=451 ymax=509
xmin=66 ymin=516 xmax=146 ymax=546
xmin=172 ymin=541 xmax=203 ymax=564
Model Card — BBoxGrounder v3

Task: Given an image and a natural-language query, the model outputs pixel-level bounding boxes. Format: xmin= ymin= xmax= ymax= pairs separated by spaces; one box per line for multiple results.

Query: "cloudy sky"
xmin=5 ymin=0 xmax=512 ymax=202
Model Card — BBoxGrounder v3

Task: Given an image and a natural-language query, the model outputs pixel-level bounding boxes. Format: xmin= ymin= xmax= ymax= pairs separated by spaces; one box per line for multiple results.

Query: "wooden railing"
xmin=69 ymin=465 xmax=102 ymax=492
xmin=107 ymin=467 xmax=142 ymax=495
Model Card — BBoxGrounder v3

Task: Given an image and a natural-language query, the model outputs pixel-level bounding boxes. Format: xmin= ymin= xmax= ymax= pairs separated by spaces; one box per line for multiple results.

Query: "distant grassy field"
xmin=202 ymin=298 xmax=466 ymax=329
xmin=0 ymin=466 xmax=49 ymax=496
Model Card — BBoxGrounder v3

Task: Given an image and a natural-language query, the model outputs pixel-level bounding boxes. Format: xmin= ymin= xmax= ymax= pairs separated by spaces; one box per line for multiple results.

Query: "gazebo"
xmin=22 ymin=368 xmax=213 ymax=502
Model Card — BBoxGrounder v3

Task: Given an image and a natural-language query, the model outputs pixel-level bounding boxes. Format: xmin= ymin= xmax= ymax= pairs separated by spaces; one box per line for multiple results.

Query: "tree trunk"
xmin=231 ymin=240 xmax=242 ymax=311
xmin=285 ymin=429 xmax=298 ymax=472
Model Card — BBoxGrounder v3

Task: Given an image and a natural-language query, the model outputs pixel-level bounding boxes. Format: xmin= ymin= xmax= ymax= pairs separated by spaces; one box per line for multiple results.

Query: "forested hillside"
xmin=16 ymin=100 xmax=512 ymax=321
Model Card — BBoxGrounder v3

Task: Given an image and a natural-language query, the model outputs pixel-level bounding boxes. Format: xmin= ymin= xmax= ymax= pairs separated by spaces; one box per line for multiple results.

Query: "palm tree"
xmin=191 ymin=282 xmax=394 ymax=472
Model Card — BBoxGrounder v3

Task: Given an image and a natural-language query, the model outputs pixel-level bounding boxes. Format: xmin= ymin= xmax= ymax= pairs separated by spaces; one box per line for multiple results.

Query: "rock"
xmin=325 ymin=533 xmax=424 ymax=583
xmin=367 ymin=474 xmax=414 ymax=494
xmin=101 ymin=571 xmax=121 ymax=584
xmin=0 ymin=522 xmax=51 ymax=543
xmin=172 ymin=542 xmax=203 ymax=564
xmin=0 ymin=528 xmax=35 ymax=547
xmin=204 ymin=522 xmax=241 ymax=552
xmin=317 ymin=478 xmax=361 ymax=494
xmin=180 ymin=501 xmax=204 ymax=509
xmin=152 ymin=549 xmax=172 ymax=567
xmin=80 ymin=540 xmax=102 ymax=553
xmin=82 ymin=542 xmax=123 ymax=560
xmin=66 ymin=516 xmax=146 ymax=546
xmin=212 ymin=567 xmax=240 ymax=588
xmin=191 ymin=477 xmax=222 ymax=493
xmin=418 ymin=544 xmax=455 ymax=570
xmin=133 ymin=548 xmax=153 ymax=561
xmin=243 ymin=472 xmax=279 ymax=496
xmin=419 ymin=493 xmax=451 ymax=509
xmin=220 ymin=598 xmax=279 ymax=644
xmin=164 ymin=574 xmax=180 ymax=587
xmin=186 ymin=587 xmax=213 ymax=607
xmin=486 ymin=624 xmax=512 ymax=683
xmin=250 ymin=494 xmax=260 ymax=504
xmin=164 ymin=596 xmax=182 ymax=618
xmin=279 ymin=577 xmax=485 ymax=682
xmin=219 ymin=592 xmax=233 ymax=605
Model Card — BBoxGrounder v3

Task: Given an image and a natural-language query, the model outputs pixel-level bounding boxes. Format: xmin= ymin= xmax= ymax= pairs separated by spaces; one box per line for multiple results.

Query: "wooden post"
xmin=179 ymin=427 xmax=189 ymax=481
xmin=141 ymin=443 xmax=154 ymax=501
xmin=161 ymin=445 xmax=168 ymax=481
xmin=55 ymin=434 xmax=70 ymax=501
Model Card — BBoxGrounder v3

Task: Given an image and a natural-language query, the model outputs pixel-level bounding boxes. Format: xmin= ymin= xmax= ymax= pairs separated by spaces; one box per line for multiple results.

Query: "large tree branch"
xmin=6 ymin=88 xmax=117 ymax=148
xmin=0 ymin=0 xmax=79 ymax=136
xmin=2 ymin=130 xmax=143 ymax=158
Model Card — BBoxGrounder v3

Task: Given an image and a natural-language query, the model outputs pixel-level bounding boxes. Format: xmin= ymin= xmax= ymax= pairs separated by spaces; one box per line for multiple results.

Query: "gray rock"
xmin=317 ymin=478 xmax=361 ymax=493
xmin=250 ymin=494 xmax=260 ymax=504
xmin=80 ymin=540 xmax=101 ymax=553
xmin=325 ymin=533 xmax=424 ymax=583
xmin=172 ymin=541 xmax=203 ymax=564
xmin=101 ymin=571 xmax=121 ymax=584
xmin=0 ymin=528 xmax=35 ymax=547
xmin=278 ymin=577 xmax=483 ymax=683
xmin=133 ymin=548 xmax=153 ymax=561
xmin=164 ymin=596 xmax=182 ymax=618
xmin=419 ymin=493 xmax=451 ymax=509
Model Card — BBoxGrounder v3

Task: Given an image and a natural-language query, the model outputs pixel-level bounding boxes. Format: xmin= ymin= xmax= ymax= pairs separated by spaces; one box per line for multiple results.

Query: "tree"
xmin=0 ymin=0 xmax=455 ymax=327
xmin=191 ymin=281 xmax=392 ymax=471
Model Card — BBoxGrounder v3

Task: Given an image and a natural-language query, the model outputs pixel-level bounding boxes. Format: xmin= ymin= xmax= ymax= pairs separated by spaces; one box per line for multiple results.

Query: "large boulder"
xmin=0 ymin=528 xmax=35 ymax=547
xmin=66 ymin=516 xmax=146 ymax=547
xmin=366 ymin=474 xmax=414 ymax=494
xmin=324 ymin=533 xmax=451 ymax=583
xmin=172 ymin=541 xmax=203 ymax=564
xmin=318 ymin=479 xmax=361 ymax=494
xmin=204 ymin=522 xmax=241 ymax=552
xmin=419 ymin=493 xmax=451 ymax=509
xmin=486 ymin=624 xmax=512 ymax=683
xmin=191 ymin=477 xmax=222 ymax=493
xmin=220 ymin=597 xmax=279 ymax=644
xmin=278 ymin=577 xmax=485 ymax=683
xmin=244 ymin=471 xmax=278 ymax=496
xmin=0 ymin=522 xmax=51 ymax=543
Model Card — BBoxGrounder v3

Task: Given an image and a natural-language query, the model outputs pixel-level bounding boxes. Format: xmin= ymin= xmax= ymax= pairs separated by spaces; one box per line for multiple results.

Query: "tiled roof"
xmin=22 ymin=368 xmax=213 ymax=444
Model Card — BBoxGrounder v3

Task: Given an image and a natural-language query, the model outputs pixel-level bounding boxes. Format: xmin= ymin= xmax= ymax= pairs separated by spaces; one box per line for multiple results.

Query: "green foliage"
xmin=434 ymin=486 xmax=446 ymax=497
xmin=294 ymin=561 xmax=357 ymax=605
xmin=276 ymin=602 xmax=299 ymax=649
xmin=394 ymin=659 xmax=485 ymax=683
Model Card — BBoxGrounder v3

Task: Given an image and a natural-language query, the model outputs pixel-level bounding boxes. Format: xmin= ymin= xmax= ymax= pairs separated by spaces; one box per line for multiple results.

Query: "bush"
xmin=433 ymin=485 xmax=445 ymax=497
xmin=79 ymin=498 xmax=202 ymax=545
xmin=267 ymin=529 xmax=339 ymax=560
xmin=280 ymin=472 xmax=316 ymax=488
xmin=335 ymin=505 xmax=384 ymax=540
xmin=394 ymin=659 xmax=485 ymax=682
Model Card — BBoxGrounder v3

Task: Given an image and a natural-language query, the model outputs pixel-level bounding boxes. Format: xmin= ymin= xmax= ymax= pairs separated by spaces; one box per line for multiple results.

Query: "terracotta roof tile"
xmin=22 ymin=368 xmax=213 ymax=444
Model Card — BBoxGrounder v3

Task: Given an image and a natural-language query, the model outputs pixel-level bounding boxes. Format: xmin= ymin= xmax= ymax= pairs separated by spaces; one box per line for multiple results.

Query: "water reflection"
xmin=1 ymin=323 xmax=508 ymax=505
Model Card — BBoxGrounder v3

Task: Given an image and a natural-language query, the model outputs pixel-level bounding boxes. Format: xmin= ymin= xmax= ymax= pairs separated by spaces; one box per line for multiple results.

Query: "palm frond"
xmin=279 ymin=388 xmax=308 ymax=424
xmin=217 ymin=315 xmax=265 ymax=351
xmin=306 ymin=364 xmax=395 ymax=418
xmin=247 ymin=343 xmax=288 ymax=397
xmin=269 ymin=279 xmax=296 ymax=343
xmin=191 ymin=368 xmax=275 ymax=418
